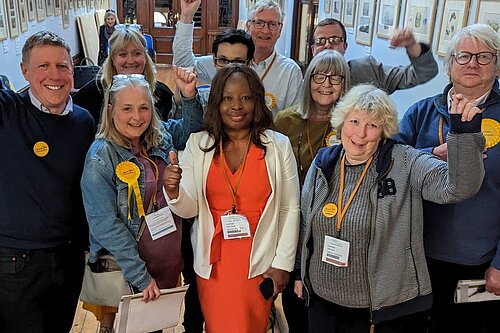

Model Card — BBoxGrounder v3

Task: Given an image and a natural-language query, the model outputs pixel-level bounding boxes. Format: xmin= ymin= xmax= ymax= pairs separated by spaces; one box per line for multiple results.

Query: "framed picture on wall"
xmin=332 ymin=0 xmax=342 ymax=20
xmin=355 ymin=0 xmax=376 ymax=46
xmin=18 ymin=0 xmax=28 ymax=31
xmin=61 ymin=0 xmax=68 ymax=27
xmin=28 ymin=0 xmax=35 ymax=20
xmin=475 ymin=0 xmax=500 ymax=33
xmin=54 ymin=0 xmax=60 ymax=15
xmin=343 ymin=0 xmax=357 ymax=27
xmin=436 ymin=0 xmax=469 ymax=56
xmin=46 ymin=0 xmax=54 ymax=16
xmin=6 ymin=0 xmax=20 ymax=37
xmin=376 ymin=0 xmax=401 ymax=39
xmin=36 ymin=0 xmax=45 ymax=21
xmin=0 ymin=0 xmax=9 ymax=40
xmin=403 ymin=0 xmax=437 ymax=44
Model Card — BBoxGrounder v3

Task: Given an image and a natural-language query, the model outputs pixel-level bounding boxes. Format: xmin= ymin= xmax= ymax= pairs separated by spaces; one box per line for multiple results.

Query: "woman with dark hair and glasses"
xmin=74 ymin=26 xmax=176 ymax=129
xmin=163 ymin=64 xmax=300 ymax=332
xmin=81 ymin=74 xmax=202 ymax=332
xmin=274 ymin=49 xmax=350 ymax=333
xmin=98 ymin=9 xmax=118 ymax=66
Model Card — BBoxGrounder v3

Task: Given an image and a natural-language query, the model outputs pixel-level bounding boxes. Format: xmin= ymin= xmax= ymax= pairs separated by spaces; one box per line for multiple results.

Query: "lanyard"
xmin=219 ymin=139 xmax=251 ymax=214
xmin=259 ymin=52 xmax=277 ymax=82
xmin=336 ymin=154 xmax=373 ymax=233
xmin=140 ymin=147 xmax=159 ymax=208
xmin=306 ymin=119 xmax=330 ymax=161
xmin=438 ymin=116 xmax=444 ymax=145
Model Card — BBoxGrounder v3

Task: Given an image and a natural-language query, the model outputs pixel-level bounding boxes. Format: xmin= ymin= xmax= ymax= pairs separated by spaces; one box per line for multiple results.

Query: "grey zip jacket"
xmin=296 ymin=114 xmax=485 ymax=323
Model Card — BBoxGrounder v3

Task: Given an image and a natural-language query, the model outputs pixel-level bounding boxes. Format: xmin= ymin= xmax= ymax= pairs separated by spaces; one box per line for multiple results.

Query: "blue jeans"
xmin=0 ymin=243 xmax=84 ymax=333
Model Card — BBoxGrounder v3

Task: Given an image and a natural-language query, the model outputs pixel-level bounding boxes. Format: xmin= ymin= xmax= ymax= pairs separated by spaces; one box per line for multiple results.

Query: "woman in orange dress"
xmin=163 ymin=64 xmax=300 ymax=332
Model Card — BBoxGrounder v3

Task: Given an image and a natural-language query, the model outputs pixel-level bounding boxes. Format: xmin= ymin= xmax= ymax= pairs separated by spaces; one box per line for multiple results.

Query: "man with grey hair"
xmin=311 ymin=18 xmax=438 ymax=94
xmin=173 ymin=0 xmax=303 ymax=115
xmin=396 ymin=23 xmax=500 ymax=332
xmin=0 ymin=31 xmax=94 ymax=332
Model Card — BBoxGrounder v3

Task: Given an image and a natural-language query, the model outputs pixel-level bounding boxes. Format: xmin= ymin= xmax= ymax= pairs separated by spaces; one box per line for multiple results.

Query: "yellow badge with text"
xmin=33 ymin=141 xmax=49 ymax=157
xmin=265 ymin=92 xmax=276 ymax=111
xmin=481 ymin=118 xmax=500 ymax=149
xmin=116 ymin=161 xmax=145 ymax=219
xmin=325 ymin=130 xmax=340 ymax=147
xmin=322 ymin=203 xmax=338 ymax=218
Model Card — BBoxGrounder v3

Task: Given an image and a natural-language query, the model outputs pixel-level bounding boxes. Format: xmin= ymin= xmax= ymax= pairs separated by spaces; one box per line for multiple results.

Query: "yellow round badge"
xmin=33 ymin=141 xmax=49 ymax=157
xmin=264 ymin=92 xmax=277 ymax=111
xmin=482 ymin=118 xmax=500 ymax=149
xmin=115 ymin=161 xmax=140 ymax=183
xmin=322 ymin=203 xmax=338 ymax=218
xmin=325 ymin=130 xmax=340 ymax=147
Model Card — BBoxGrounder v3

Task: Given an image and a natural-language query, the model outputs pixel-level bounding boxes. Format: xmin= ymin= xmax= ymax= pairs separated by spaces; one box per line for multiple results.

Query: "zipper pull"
xmin=370 ymin=321 xmax=375 ymax=333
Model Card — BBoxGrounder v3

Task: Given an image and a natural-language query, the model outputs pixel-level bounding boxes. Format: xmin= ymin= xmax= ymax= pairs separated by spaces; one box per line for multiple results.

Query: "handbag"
xmin=79 ymin=252 xmax=131 ymax=307
xmin=73 ymin=57 xmax=101 ymax=90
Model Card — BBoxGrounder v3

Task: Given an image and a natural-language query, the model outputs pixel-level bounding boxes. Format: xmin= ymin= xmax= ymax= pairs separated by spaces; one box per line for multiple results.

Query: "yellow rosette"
xmin=481 ymin=118 xmax=500 ymax=149
xmin=265 ymin=92 xmax=276 ymax=111
xmin=116 ymin=161 xmax=145 ymax=220
xmin=325 ymin=130 xmax=340 ymax=147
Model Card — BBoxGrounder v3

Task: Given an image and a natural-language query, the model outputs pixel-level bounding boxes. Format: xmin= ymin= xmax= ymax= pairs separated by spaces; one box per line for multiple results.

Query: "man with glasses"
xmin=311 ymin=18 xmax=438 ymax=94
xmin=0 ymin=31 xmax=94 ymax=332
xmin=173 ymin=0 xmax=302 ymax=115
xmin=395 ymin=24 xmax=500 ymax=332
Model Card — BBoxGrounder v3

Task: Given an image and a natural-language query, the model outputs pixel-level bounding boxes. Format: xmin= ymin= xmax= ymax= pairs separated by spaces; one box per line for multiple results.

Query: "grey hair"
xmin=96 ymin=76 xmax=164 ymax=150
xmin=299 ymin=50 xmax=350 ymax=119
xmin=248 ymin=0 xmax=285 ymax=22
xmin=331 ymin=84 xmax=399 ymax=139
xmin=444 ymin=23 xmax=500 ymax=76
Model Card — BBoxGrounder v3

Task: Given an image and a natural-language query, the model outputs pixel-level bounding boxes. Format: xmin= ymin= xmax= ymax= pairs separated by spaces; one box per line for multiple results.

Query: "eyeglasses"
xmin=214 ymin=57 xmax=249 ymax=67
xmin=115 ymin=23 xmax=142 ymax=31
xmin=452 ymin=51 xmax=497 ymax=65
xmin=249 ymin=19 xmax=282 ymax=31
xmin=112 ymin=74 xmax=147 ymax=86
xmin=311 ymin=73 xmax=344 ymax=85
xmin=106 ymin=9 xmax=115 ymax=13
xmin=312 ymin=36 xmax=345 ymax=46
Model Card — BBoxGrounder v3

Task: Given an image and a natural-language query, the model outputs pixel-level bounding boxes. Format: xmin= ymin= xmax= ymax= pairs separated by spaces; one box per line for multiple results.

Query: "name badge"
xmin=322 ymin=235 xmax=349 ymax=267
xmin=144 ymin=206 xmax=177 ymax=240
xmin=221 ymin=214 xmax=251 ymax=240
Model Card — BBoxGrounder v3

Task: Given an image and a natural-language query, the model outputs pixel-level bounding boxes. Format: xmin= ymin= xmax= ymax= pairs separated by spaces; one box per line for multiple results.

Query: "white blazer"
xmin=166 ymin=129 xmax=300 ymax=279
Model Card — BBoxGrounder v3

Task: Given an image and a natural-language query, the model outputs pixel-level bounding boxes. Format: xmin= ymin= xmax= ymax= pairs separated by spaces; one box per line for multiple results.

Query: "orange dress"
xmin=197 ymin=144 xmax=272 ymax=333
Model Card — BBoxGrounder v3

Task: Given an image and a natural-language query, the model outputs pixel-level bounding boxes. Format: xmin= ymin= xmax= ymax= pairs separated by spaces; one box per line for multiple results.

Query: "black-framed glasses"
xmin=311 ymin=73 xmax=344 ymax=85
xmin=452 ymin=51 xmax=497 ymax=65
xmin=214 ymin=57 xmax=249 ymax=67
xmin=312 ymin=36 xmax=345 ymax=46
xmin=249 ymin=19 xmax=282 ymax=31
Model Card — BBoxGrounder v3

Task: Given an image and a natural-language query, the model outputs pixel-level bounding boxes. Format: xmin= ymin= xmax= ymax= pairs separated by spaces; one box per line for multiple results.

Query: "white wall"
xmin=317 ymin=0 xmax=497 ymax=118
xmin=0 ymin=2 xmax=116 ymax=91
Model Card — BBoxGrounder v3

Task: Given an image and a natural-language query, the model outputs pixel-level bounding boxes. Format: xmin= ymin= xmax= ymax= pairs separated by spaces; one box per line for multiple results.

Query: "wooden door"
xmin=291 ymin=0 xmax=318 ymax=68
xmin=117 ymin=0 xmax=239 ymax=65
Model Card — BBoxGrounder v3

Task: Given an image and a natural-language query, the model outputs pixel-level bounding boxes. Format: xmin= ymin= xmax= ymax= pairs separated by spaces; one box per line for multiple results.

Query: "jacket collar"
xmin=439 ymin=80 xmax=500 ymax=110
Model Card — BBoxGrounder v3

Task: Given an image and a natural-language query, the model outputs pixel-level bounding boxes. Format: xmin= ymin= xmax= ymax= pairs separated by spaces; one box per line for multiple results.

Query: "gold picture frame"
xmin=436 ymin=0 xmax=470 ymax=56
xmin=355 ymin=0 xmax=377 ymax=46
xmin=403 ymin=0 xmax=438 ymax=45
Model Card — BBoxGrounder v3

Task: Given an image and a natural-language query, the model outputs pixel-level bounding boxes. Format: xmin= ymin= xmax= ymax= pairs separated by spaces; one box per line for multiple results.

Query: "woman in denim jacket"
xmin=81 ymin=74 xmax=202 ymax=332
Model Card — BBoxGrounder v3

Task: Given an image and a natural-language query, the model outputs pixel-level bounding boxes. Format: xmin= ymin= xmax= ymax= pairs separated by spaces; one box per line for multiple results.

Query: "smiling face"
xmin=110 ymin=85 xmax=152 ymax=146
xmin=105 ymin=15 xmax=116 ymax=28
xmin=246 ymin=8 xmax=282 ymax=56
xmin=219 ymin=72 xmax=255 ymax=134
xmin=341 ymin=109 xmax=383 ymax=165
xmin=312 ymin=24 xmax=348 ymax=56
xmin=450 ymin=37 xmax=499 ymax=99
xmin=112 ymin=42 xmax=146 ymax=75
xmin=21 ymin=45 xmax=73 ymax=114
xmin=310 ymin=71 xmax=343 ymax=111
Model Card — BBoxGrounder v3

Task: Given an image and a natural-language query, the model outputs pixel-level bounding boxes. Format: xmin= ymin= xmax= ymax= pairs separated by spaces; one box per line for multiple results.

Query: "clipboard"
xmin=454 ymin=279 xmax=500 ymax=303
xmin=114 ymin=285 xmax=189 ymax=333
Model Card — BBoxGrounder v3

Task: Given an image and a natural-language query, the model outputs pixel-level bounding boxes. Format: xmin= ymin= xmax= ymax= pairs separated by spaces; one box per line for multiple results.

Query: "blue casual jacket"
xmin=81 ymin=101 xmax=203 ymax=291
xmin=396 ymin=81 xmax=500 ymax=269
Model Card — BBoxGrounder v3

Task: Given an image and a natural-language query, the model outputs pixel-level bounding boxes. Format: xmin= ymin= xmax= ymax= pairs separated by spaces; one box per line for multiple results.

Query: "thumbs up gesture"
xmin=163 ymin=150 xmax=182 ymax=199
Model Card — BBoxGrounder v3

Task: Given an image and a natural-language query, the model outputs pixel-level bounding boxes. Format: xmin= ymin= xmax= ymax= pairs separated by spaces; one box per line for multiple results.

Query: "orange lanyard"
xmin=306 ymin=119 xmax=330 ymax=161
xmin=140 ymin=147 xmax=159 ymax=208
xmin=259 ymin=53 xmax=277 ymax=82
xmin=438 ymin=116 xmax=444 ymax=145
xmin=336 ymin=154 xmax=373 ymax=233
xmin=219 ymin=139 xmax=251 ymax=214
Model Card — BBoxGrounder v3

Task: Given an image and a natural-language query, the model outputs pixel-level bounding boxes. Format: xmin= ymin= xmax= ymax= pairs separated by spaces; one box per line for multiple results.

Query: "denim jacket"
xmin=81 ymin=100 xmax=203 ymax=291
